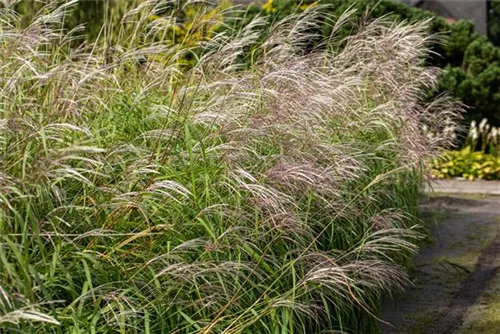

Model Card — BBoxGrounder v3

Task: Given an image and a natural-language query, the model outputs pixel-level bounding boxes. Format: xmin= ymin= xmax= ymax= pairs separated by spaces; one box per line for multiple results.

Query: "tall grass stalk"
xmin=0 ymin=1 xmax=461 ymax=333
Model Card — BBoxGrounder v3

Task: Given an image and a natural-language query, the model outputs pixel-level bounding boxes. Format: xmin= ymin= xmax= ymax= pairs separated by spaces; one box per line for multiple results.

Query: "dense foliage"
xmin=12 ymin=0 xmax=134 ymax=42
xmin=227 ymin=0 xmax=500 ymax=126
xmin=0 ymin=1 xmax=459 ymax=333
xmin=489 ymin=0 xmax=500 ymax=47
xmin=9 ymin=0 xmax=500 ymax=125
xmin=430 ymin=119 xmax=500 ymax=180
xmin=431 ymin=147 xmax=500 ymax=180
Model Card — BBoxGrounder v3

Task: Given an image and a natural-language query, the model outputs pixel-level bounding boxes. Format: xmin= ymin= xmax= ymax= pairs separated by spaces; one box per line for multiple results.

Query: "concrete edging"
xmin=425 ymin=179 xmax=500 ymax=196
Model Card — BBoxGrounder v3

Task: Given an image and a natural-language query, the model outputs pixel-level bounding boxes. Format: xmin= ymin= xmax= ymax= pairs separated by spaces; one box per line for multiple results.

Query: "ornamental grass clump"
xmin=0 ymin=1 xmax=461 ymax=333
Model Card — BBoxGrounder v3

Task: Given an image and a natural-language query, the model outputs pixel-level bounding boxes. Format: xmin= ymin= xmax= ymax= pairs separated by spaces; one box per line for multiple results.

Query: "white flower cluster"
xmin=468 ymin=118 xmax=500 ymax=153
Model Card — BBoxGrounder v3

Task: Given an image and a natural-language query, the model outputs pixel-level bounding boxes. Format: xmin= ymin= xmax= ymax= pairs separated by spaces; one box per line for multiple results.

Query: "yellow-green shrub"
xmin=431 ymin=146 xmax=500 ymax=180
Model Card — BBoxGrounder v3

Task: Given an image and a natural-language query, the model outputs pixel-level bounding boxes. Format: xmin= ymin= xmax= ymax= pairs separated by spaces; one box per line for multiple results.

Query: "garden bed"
xmin=0 ymin=2 xmax=462 ymax=333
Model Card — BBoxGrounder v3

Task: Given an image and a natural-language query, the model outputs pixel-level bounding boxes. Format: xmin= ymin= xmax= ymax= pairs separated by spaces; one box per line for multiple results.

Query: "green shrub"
xmin=430 ymin=146 xmax=500 ymax=180
xmin=489 ymin=0 xmax=500 ymax=47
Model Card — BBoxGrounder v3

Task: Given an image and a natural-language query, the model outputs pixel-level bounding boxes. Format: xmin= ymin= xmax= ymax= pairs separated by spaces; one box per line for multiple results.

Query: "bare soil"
xmin=380 ymin=195 xmax=500 ymax=334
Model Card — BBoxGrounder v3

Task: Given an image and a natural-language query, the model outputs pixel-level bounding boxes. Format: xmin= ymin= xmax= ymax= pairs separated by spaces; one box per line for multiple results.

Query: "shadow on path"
xmin=427 ymin=235 xmax=500 ymax=334
xmin=380 ymin=195 xmax=500 ymax=334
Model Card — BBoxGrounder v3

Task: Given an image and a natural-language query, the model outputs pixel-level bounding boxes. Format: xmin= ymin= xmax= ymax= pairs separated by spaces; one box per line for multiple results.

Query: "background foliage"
xmin=430 ymin=119 xmax=500 ymax=180
xmin=489 ymin=0 xmax=500 ymax=47
xmin=431 ymin=147 xmax=500 ymax=180
xmin=9 ymin=0 xmax=500 ymax=126
xmin=226 ymin=0 xmax=500 ymax=126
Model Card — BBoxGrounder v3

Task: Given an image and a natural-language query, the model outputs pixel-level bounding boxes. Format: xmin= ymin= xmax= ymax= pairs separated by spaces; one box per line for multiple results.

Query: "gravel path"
xmin=380 ymin=195 xmax=500 ymax=334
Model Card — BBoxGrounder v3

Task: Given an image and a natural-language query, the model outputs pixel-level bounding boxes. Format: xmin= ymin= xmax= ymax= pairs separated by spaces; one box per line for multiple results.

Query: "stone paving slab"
xmin=380 ymin=196 xmax=500 ymax=334
xmin=425 ymin=179 xmax=500 ymax=195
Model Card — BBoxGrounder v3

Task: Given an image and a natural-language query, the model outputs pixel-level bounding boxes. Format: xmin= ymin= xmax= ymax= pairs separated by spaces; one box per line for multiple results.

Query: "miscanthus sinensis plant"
xmin=0 ymin=1 xmax=461 ymax=333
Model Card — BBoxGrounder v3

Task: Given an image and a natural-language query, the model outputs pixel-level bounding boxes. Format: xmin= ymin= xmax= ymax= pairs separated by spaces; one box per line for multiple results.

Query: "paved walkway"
xmin=425 ymin=179 xmax=500 ymax=195
xmin=380 ymin=195 xmax=500 ymax=334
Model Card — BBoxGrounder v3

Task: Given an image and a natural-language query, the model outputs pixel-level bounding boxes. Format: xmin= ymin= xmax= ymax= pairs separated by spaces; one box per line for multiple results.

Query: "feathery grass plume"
xmin=0 ymin=1 xmax=461 ymax=333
